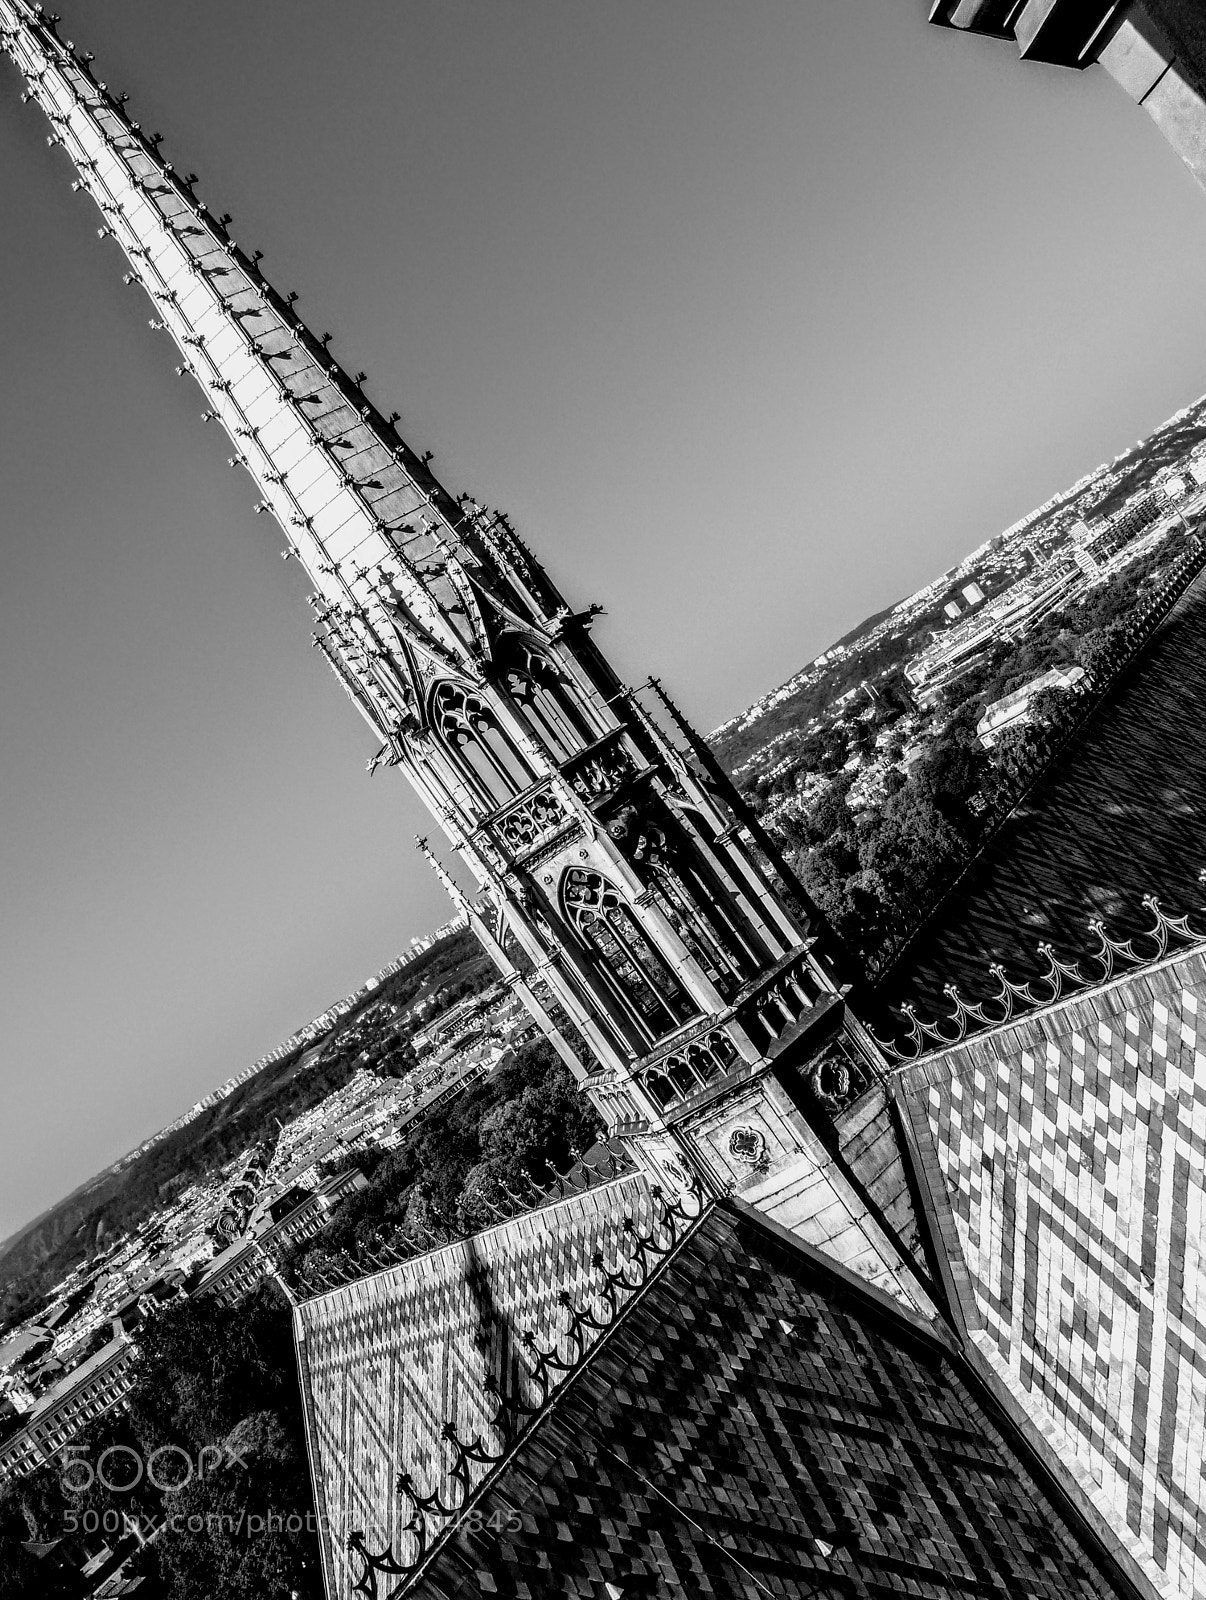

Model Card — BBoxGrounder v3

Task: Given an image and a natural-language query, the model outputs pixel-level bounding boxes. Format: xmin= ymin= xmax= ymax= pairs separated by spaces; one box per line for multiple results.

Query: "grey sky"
xmin=3 ymin=1 xmax=1206 ymax=1240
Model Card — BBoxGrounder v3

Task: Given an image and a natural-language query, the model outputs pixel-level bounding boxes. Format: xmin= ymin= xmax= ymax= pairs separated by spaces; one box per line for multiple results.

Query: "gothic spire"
xmin=0 ymin=0 xmax=562 ymax=762
xmin=2 ymin=3 xmax=889 ymax=1217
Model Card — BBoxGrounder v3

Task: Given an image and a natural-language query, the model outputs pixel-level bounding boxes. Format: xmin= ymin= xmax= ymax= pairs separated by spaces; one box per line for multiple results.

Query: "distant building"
xmin=906 ymin=485 xmax=1173 ymax=706
xmin=976 ymin=664 xmax=1087 ymax=748
xmin=108 ymin=1274 xmax=184 ymax=1339
xmin=0 ymin=1336 xmax=136 ymax=1485
xmin=943 ymin=600 xmax=963 ymax=621
xmin=41 ymin=1283 xmax=95 ymax=1329
xmin=194 ymin=1167 xmax=369 ymax=1308
xmin=961 ymin=581 xmax=985 ymax=606
xmin=0 ymin=1378 xmax=36 ymax=1417
xmin=1094 ymin=489 xmax=1164 ymax=558
xmin=905 ymin=569 xmax=1080 ymax=701
xmin=1073 ymin=546 xmax=1101 ymax=576
xmin=392 ymin=1055 xmax=496 ymax=1141
xmin=0 ymin=1327 xmax=54 ymax=1375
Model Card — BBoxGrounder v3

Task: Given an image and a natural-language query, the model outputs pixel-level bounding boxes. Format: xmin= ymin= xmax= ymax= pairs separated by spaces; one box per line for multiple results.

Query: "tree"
xmin=911 ymin=739 xmax=985 ymax=825
xmin=289 ymin=1039 xmax=604 ymax=1280
xmin=152 ymin=1412 xmax=321 ymax=1600
xmin=1076 ymin=621 xmax=1127 ymax=681
xmin=128 ymin=1291 xmax=295 ymax=1451
xmin=129 ymin=1290 xmax=322 ymax=1598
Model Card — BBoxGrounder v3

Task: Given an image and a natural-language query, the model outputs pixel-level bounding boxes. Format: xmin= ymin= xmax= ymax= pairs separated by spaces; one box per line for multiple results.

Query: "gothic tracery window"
xmin=655 ymin=848 xmax=777 ymax=994
xmin=499 ymin=638 xmax=595 ymax=763
xmin=430 ymin=680 xmax=534 ymax=810
xmin=610 ymin=803 xmax=769 ymax=999
xmin=644 ymin=1069 xmax=677 ymax=1110
xmin=561 ymin=867 xmax=697 ymax=1041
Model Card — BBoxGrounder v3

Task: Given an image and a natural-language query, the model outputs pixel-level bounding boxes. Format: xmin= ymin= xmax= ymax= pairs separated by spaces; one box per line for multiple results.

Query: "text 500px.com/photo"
xmin=62 ymin=1507 xmax=325 ymax=1541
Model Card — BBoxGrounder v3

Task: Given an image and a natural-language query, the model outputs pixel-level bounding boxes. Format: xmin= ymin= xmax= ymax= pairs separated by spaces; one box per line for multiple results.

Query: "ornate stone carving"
xmin=727 ymin=1125 xmax=768 ymax=1172
xmin=491 ymin=784 xmax=569 ymax=856
xmin=564 ymin=740 xmax=632 ymax=804
xmin=640 ymin=1028 xmax=739 ymax=1110
xmin=738 ymin=953 xmax=824 ymax=1051
xmin=603 ymin=801 xmax=667 ymax=863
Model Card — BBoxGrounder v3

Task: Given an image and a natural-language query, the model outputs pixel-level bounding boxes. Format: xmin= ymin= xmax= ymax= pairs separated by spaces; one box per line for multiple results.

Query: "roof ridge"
xmin=294 ymin=1143 xmax=635 ymax=1302
xmin=351 ymin=1182 xmax=711 ymax=1595
xmin=295 ymin=1173 xmax=708 ymax=1600
xmin=875 ymin=891 xmax=1206 ymax=1064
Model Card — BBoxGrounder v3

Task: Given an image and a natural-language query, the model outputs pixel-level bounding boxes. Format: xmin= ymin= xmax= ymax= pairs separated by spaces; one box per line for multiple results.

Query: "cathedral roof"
xmin=389 ymin=1202 xmax=1132 ymax=1600
xmin=875 ymin=566 xmax=1206 ymax=1019
xmin=295 ymin=1175 xmax=1140 ymax=1600
xmin=893 ymin=940 xmax=1206 ymax=1599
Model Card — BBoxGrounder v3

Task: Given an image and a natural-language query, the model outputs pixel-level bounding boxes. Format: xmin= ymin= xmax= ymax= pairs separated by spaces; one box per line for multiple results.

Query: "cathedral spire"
xmin=1 ymin=2 xmax=897 ymax=1216
xmin=0 ymin=0 xmax=565 ymax=757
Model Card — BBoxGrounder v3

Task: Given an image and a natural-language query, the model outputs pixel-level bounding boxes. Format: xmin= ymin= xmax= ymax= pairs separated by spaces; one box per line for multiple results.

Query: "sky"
xmin=4 ymin=1 xmax=1206 ymax=1240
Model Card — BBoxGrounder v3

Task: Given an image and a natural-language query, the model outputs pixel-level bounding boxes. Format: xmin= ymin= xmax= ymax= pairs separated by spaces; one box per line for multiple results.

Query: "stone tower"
xmin=0 ymin=2 xmax=903 ymax=1255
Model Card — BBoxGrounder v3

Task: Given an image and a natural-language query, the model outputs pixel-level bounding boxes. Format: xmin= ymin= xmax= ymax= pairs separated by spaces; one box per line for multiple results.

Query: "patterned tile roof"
xmin=295 ymin=1173 xmax=677 ymax=1600
xmin=401 ymin=1202 xmax=1137 ymax=1599
xmin=896 ymin=944 xmax=1206 ymax=1599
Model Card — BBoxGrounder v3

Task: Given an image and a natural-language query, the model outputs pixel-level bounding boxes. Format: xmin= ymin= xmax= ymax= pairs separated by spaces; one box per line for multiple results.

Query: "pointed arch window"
xmin=430 ymin=681 xmax=534 ymax=811
xmin=561 ymin=867 xmax=697 ymax=1042
xmin=499 ymin=639 xmax=596 ymax=763
xmin=609 ymin=802 xmax=770 ymax=1001
xmin=646 ymin=853 xmax=768 ymax=1001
